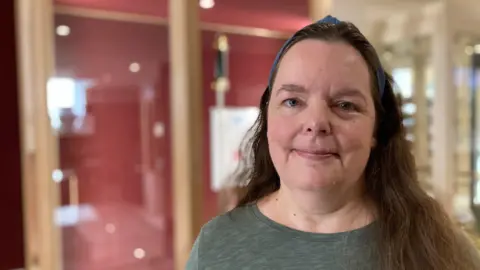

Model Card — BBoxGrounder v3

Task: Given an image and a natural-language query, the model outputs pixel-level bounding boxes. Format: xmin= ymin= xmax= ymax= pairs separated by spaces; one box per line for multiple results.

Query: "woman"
xmin=186 ymin=16 xmax=480 ymax=269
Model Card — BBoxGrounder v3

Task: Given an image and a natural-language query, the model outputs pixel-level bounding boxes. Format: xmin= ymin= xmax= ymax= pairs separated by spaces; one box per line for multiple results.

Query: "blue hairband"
xmin=268 ymin=15 xmax=386 ymax=97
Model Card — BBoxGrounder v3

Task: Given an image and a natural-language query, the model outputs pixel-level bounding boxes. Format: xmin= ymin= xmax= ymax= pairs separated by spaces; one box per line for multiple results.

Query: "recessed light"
xmin=56 ymin=25 xmax=71 ymax=36
xmin=129 ymin=62 xmax=141 ymax=73
xmin=133 ymin=248 xmax=146 ymax=259
xmin=199 ymin=0 xmax=214 ymax=9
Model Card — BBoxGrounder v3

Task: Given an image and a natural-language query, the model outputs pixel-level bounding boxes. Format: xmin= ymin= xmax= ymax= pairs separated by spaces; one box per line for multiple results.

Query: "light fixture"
xmin=47 ymin=77 xmax=76 ymax=109
xmin=153 ymin=122 xmax=165 ymax=138
xmin=52 ymin=169 xmax=64 ymax=183
xmin=105 ymin=223 xmax=116 ymax=234
xmin=133 ymin=248 xmax=146 ymax=259
xmin=474 ymin=44 xmax=480 ymax=55
xmin=56 ymin=25 xmax=71 ymax=36
xmin=199 ymin=0 xmax=214 ymax=9
xmin=129 ymin=62 xmax=141 ymax=73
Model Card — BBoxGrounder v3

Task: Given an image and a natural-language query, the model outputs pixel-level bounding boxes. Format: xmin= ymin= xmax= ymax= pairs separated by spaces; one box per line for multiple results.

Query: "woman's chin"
xmin=289 ymin=175 xmax=342 ymax=191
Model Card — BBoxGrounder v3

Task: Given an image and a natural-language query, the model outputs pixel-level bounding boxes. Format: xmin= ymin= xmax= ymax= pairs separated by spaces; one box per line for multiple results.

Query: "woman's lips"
xmin=293 ymin=149 xmax=339 ymax=160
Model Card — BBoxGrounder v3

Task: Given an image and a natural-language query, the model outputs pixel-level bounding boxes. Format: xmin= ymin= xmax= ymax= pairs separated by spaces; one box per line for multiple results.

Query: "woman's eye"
xmin=337 ymin=101 xmax=357 ymax=111
xmin=283 ymin=98 xmax=300 ymax=108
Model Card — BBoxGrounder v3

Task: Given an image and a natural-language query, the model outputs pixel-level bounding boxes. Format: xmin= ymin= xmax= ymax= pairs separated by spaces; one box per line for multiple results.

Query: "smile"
xmin=292 ymin=149 xmax=339 ymax=160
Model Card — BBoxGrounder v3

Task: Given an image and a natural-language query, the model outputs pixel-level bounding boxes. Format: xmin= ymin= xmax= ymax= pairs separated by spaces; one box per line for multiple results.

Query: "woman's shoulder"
xmin=201 ymin=204 xmax=257 ymax=237
xmin=186 ymin=204 xmax=261 ymax=269
xmin=186 ymin=204 xmax=276 ymax=269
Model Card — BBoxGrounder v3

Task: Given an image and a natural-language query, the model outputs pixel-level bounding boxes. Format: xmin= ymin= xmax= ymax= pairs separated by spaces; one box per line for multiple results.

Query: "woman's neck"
xmin=257 ymin=182 xmax=376 ymax=234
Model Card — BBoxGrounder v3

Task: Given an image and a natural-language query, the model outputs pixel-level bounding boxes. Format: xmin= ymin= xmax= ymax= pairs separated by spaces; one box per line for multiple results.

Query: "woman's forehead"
xmin=273 ymin=40 xmax=371 ymax=94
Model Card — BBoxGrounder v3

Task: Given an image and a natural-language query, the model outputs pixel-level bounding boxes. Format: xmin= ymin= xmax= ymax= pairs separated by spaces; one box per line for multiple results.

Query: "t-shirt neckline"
xmin=248 ymin=202 xmax=377 ymax=243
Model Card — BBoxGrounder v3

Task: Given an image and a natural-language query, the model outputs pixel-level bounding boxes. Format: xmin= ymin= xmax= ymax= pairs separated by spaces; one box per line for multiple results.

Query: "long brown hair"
xmin=234 ymin=21 xmax=476 ymax=269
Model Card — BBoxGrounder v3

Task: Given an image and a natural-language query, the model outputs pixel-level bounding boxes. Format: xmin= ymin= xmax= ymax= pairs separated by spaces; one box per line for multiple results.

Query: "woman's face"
xmin=267 ymin=39 xmax=376 ymax=191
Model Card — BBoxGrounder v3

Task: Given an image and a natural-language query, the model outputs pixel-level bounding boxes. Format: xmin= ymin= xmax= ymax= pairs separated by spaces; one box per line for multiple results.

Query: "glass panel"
xmin=50 ymin=5 xmax=173 ymax=269
xmin=454 ymin=38 xmax=474 ymax=225
xmin=384 ymin=39 xmax=433 ymax=191
xmin=470 ymin=50 xmax=480 ymax=230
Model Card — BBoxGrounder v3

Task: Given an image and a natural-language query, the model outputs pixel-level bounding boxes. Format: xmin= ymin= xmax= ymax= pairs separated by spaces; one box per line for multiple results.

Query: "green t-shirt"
xmin=186 ymin=204 xmax=379 ymax=269
xmin=186 ymin=204 xmax=480 ymax=269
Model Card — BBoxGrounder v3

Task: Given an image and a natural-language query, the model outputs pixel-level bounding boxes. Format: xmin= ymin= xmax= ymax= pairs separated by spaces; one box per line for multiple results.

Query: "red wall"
xmin=0 ymin=0 xmax=25 ymax=269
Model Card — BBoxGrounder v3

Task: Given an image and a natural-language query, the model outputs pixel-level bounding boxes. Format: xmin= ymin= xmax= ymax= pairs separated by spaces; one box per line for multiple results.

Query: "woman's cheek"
xmin=267 ymin=114 xmax=298 ymax=144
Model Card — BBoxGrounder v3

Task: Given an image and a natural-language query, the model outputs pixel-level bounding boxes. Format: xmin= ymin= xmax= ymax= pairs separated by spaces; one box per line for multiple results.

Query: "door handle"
xmin=52 ymin=169 xmax=79 ymax=206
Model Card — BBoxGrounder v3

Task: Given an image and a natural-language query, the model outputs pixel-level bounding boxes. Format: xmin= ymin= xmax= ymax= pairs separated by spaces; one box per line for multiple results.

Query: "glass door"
xmin=384 ymin=38 xmax=433 ymax=191
xmin=452 ymin=37 xmax=476 ymax=227
xmin=470 ymin=50 xmax=480 ymax=230
xmin=50 ymin=7 xmax=174 ymax=269
xmin=18 ymin=1 xmax=175 ymax=269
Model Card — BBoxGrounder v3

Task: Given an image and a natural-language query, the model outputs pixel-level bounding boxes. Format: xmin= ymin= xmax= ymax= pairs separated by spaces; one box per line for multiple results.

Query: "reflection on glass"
xmin=56 ymin=25 xmax=71 ymax=36
xmin=475 ymin=181 xmax=480 ymax=205
xmin=402 ymin=103 xmax=417 ymax=115
xmin=392 ymin=67 xmax=418 ymax=146
xmin=47 ymin=77 xmax=90 ymax=132
xmin=425 ymin=67 xmax=435 ymax=101
xmin=392 ymin=67 xmax=413 ymax=99
xmin=403 ymin=118 xmax=415 ymax=127
xmin=199 ymin=0 xmax=215 ymax=9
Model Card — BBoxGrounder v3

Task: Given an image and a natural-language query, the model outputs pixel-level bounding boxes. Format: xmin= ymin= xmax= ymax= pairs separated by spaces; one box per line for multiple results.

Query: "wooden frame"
xmin=54 ymin=4 xmax=291 ymax=39
xmin=15 ymin=0 xmax=61 ymax=269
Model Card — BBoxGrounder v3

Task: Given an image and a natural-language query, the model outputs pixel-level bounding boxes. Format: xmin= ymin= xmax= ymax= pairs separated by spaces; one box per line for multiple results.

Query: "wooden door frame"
xmin=15 ymin=0 xmax=61 ymax=269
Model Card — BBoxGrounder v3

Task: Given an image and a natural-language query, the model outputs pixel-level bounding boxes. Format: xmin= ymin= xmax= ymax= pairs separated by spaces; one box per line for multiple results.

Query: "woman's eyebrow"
xmin=275 ymin=84 xmax=307 ymax=96
xmin=333 ymin=88 xmax=367 ymax=102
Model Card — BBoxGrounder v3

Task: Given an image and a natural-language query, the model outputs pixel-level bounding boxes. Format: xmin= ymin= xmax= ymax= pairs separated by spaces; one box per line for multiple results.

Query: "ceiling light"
xmin=199 ymin=0 xmax=214 ymax=9
xmin=129 ymin=62 xmax=141 ymax=73
xmin=133 ymin=248 xmax=146 ymax=259
xmin=56 ymin=25 xmax=71 ymax=36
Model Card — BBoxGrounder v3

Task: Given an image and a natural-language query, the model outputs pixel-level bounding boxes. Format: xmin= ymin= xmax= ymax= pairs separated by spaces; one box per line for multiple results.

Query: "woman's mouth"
xmin=292 ymin=149 xmax=339 ymax=161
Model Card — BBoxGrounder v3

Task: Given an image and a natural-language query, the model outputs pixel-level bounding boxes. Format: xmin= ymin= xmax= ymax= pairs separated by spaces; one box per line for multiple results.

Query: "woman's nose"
xmin=303 ymin=104 xmax=331 ymax=135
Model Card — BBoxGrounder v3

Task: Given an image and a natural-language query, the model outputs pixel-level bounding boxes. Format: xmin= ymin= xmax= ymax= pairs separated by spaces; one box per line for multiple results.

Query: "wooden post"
xmin=169 ymin=0 xmax=204 ymax=269
xmin=16 ymin=0 xmax=61 ymax=269
xmin=308 ymin=0 xmax=332 ymax=21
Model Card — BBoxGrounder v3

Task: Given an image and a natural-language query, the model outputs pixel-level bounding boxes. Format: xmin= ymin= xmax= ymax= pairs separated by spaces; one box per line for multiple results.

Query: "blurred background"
xmin=3 ymin=0 xmax=480 ymax=269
